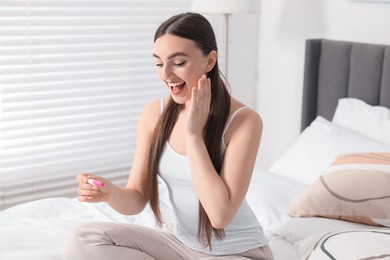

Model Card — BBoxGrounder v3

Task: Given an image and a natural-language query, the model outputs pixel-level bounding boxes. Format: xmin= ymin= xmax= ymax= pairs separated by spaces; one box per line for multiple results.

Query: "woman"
xmin=65 ymin=12 xmax=273 ymax=260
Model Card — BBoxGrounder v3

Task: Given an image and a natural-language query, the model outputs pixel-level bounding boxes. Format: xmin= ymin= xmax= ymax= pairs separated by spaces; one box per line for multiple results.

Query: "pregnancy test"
xmin=87 ymin=179 xmax=104 ymax=187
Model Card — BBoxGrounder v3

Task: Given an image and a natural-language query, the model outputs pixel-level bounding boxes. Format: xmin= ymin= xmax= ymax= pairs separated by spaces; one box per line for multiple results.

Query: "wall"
xmin=204 ymin=14 xmax=259 ymax=109
xmin=255 ymin=0 xmax=390 ymax=169
xmin=228 ymin=14 xmax=260 ymax=109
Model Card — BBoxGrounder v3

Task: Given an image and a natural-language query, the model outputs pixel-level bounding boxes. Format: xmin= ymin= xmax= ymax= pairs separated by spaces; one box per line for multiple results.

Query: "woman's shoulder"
xmin=141 ymin=96 xmax=170 ymax=114
xmin=229 ymin=98 xmax=262 ymax=123
xmin=142 ymin=98 xmax=161 ymax=113
xmin=224 ymin=98 xmax=263 ymax=141
xmin=138 ymin=97 xmax=166 ymax=132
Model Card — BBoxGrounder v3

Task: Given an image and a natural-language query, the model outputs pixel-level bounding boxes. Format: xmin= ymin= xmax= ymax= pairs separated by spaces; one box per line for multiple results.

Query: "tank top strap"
xmin=222 ymin=107 xmax=249 ymax=137
xmin=160 ymin=97 xmax=164 ymax=113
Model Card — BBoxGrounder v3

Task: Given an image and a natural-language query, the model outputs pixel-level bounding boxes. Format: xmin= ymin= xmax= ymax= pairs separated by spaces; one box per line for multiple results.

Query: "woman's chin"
xmin=171 ymin=95 xmax=187 ymax=105
xmin=170 ymin=91 xmax=190 ymax=105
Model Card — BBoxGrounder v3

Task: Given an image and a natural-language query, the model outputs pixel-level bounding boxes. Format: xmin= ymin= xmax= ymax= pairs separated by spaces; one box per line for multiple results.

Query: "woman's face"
xmin=153 ymin=34 xmax=215 ymax=105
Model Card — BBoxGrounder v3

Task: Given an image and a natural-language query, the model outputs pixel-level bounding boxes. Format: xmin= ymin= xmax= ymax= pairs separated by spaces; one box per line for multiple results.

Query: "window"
xmin=0 ymin=0 xmax=195 ymax=209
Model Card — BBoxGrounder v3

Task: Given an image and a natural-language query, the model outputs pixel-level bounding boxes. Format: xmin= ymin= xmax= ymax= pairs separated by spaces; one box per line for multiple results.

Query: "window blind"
xmin=0 ymin=0 xmax=193 ymax=209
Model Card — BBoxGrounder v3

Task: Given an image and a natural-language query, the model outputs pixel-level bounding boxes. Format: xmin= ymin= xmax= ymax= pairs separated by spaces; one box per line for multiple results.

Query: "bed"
xmin=1 ymin=39 xmax=390 ymax=260
xmin=266 ymin=38 xmax=390 ymax=259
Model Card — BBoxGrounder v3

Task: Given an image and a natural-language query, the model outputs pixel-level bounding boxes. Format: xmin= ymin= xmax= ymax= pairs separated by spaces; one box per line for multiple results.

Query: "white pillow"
xmin=332 ymin=98 xmax=390 ymax=144
xmin=297 ymin=229 xmax=390 ymax=260
xmin=268 ymin=116 xmax=390 ymax=185
xmin=267 ymin=217 xmax=378 ymax=244
xmin=246 ymin=169 xmax=307 ymax=230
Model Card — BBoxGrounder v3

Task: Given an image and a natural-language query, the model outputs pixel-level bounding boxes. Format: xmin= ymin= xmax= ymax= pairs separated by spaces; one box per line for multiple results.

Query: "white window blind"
xmin=0 ymin=0 xmax=193 ymax=209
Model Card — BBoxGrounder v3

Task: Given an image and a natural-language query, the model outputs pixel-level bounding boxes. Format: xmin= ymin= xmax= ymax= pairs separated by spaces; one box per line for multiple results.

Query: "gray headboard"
xmin=301 ymin=39 xmax=390 ymax=131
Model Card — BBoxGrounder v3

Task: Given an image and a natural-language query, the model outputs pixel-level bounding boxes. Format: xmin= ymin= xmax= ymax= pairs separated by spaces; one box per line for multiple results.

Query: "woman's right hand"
xmin=76 ymin=174 xmax=112 ymax=203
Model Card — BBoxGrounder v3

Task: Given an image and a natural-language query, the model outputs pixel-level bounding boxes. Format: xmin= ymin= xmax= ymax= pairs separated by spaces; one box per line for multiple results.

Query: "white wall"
xmin=228 ymin=14 xmax=260 ymax=109
xmin=255 ymin=0 xmax=390 ymax=169
xmin=204 ymin=13 xmax=259 ymax=109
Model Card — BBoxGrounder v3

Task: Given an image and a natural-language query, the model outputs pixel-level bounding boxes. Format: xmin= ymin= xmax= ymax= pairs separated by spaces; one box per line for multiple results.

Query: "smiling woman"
xmin=65 ymin=12 xmax=273 ymax=260
xmin=168 ymin=81 xmax=186 ymax=95
xmin=153 ymin=34 xmax=217 ymax=104
xmin=0 ymin=0 xmax=192 ymax=209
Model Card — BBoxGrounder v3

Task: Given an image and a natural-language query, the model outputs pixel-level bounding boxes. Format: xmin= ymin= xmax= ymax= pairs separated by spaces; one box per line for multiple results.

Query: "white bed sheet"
xmin=11 ymin=168 xmax=390 ymax=260
xmin=0 ymin=169 xmax=304 ymax=260
xmin=0 ymin=198 xmax=133 ymax=259
xmin=2 ymin=169 xmax=387 ymax=259
xmin=267 ymin=234 xmax=298 ymax=260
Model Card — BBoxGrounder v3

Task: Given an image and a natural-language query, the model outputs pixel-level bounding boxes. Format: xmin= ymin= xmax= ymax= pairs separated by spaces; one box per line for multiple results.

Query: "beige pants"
xmin=65 ymin=222 xmax=274 ymax=260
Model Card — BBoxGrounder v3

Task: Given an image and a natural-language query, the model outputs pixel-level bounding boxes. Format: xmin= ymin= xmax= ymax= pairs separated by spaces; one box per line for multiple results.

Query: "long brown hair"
xmin=144 ymin=12 xmax=231 ymax=248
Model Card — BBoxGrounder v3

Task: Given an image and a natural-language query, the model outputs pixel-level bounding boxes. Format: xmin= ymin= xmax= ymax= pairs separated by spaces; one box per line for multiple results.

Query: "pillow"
xmin=288 ymin=152 xmax=390 ymax=227
xmin=246 ymin=169 xmax=307 ymax=229
xmin=269 ymin=116 xmax=390 ymax=185
xmin=267 ymin=216 xmax=383 ymax=245
xmin=297 ymin=229 xmax=390 ymax=260
xmin=333 ymin=98 xmax=390 ymax=144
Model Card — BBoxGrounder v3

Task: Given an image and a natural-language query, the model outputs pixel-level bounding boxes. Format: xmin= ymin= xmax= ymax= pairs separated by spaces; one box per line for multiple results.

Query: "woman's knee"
xmin=64 ymin=222 xmax=110 ymax=258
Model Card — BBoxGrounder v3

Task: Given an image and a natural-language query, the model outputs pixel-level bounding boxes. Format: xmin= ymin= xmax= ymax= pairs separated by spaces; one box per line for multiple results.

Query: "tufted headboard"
xmin=301 ymin=39 xmax=390 ymax=131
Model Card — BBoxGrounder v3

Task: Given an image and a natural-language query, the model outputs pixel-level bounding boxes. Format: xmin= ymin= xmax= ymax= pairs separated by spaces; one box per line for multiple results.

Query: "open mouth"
xmin=168 ymin=81 xmax=185 ymax=94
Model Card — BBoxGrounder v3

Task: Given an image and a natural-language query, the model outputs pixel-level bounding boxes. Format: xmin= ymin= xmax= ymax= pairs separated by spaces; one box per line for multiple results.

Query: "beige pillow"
xmin=288 ymin=153 xmax=390 ymax=227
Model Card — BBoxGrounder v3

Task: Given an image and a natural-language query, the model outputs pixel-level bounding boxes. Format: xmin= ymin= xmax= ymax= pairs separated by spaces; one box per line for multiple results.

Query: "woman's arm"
xmin=187 ymin=110 xmax=262 ymax=228
xmin=185 ymin=77 xmax=263 ymax=228
xmin=76 ymin=99 xmax=162 ymax=216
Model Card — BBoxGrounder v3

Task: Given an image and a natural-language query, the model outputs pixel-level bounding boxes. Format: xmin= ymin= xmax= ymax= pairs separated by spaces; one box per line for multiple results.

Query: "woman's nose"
xmin=161 ymin=65 xmax=172 ymax=80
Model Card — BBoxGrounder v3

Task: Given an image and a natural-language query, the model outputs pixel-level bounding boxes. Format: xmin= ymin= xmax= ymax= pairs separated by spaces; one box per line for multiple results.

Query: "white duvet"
xmin=0 ymin=169 xmax=388 ymax=260
xmin=0 ymin=198 xmax=136 ymax=259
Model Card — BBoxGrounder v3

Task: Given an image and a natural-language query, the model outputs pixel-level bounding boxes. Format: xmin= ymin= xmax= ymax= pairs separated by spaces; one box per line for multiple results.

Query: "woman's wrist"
xmin=185 ymin=132 xmax=204 ymax=144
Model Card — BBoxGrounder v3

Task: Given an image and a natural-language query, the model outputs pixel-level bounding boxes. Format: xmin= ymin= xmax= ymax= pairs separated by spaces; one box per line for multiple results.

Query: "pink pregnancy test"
xmin=87 ymin=179 xmax=104 ymax=187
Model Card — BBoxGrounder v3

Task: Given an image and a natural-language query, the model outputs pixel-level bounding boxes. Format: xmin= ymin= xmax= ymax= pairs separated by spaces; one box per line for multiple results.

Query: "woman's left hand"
xmin=184 ymin=75 xmax=211 ymax=139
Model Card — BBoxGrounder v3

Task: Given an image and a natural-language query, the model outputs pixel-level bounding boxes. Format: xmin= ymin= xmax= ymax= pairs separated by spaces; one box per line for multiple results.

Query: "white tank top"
xmin=158 ymin=99 xmax=268 ymax=255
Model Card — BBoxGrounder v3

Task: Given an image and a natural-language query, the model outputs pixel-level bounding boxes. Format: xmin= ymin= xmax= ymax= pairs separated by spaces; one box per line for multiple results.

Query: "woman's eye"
xmin=155 ymin=64 xmax=163 ymax=67
xmin=174 ymin=61 xmax=185 ymax=67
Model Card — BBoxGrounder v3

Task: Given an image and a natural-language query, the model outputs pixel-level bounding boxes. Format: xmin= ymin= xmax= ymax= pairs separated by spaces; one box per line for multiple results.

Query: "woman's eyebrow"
xmin=153 ymin=52 xmax=189 ymax=60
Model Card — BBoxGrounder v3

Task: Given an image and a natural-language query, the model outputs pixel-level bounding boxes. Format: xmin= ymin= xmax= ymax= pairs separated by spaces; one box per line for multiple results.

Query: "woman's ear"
xmin=205 ymin=50 xmax=217 ymax=73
